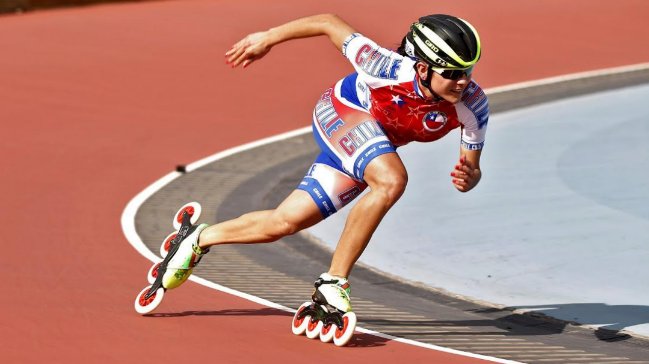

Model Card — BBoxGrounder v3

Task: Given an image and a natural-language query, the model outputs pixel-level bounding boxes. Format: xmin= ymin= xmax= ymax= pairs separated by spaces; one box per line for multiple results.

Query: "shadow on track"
xmin=345 ymin=334 xmax=390 ymax=348
xmin=472 ymin=303 xmax=649 ymax=342
xmin=143 ymin=308 xmax=391 ymax=347
xmin=360 ymin=303 xmax=649 ymax=343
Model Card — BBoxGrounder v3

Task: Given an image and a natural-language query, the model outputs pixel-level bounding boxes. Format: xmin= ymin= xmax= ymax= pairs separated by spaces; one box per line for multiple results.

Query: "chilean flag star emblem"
xmin=422 ymin=111 xmax=448 ymax=132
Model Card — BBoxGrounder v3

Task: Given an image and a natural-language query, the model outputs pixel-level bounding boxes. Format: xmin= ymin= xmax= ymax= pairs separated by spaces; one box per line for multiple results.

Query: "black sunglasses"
xmin=434 ymin=66 xmax=474 ymax=80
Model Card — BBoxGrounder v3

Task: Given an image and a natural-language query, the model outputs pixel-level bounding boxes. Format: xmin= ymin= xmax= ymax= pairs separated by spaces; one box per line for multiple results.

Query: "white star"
xmin=390 ymin=94 xmax=404 ymax=106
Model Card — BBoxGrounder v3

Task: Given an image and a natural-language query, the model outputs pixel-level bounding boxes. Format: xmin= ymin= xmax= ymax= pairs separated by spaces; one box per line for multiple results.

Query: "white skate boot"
xmin=291 ymin=273 xmax=357 ymax=346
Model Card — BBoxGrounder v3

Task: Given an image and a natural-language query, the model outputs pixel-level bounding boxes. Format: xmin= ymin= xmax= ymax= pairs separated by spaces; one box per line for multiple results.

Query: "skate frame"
xmin=144 ymin=211 xmax=195 ymax=299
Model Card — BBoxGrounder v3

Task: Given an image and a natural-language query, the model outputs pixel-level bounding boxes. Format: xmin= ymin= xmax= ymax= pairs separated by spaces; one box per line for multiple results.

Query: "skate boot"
xmin=134 ymin=202 xmax=209 ymax=315
xmin=160 ymin=223 xmax=209 ymax=289
xmin=291 ymin=273 xmax=357 ymax=346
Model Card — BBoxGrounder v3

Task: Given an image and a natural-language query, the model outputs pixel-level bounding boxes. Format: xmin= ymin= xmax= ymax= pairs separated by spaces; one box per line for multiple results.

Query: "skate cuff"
xmin=192 ymin=244 xmax=209 ymax=255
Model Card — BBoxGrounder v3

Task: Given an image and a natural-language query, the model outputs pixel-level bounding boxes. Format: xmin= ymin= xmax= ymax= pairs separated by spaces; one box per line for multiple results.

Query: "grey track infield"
xmin=134 ymin=68 xmax=649 ymax=363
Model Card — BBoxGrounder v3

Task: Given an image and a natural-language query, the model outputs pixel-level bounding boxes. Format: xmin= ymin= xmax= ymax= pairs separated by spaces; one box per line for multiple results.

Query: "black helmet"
xmin=404 ymin=14 xmax=481 ymax=70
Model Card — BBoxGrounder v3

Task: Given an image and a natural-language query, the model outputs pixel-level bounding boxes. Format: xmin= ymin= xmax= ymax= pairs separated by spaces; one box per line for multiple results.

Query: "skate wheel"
xmin=134 ymin=285 xmax=164 ymax=315
xmin=305 ymin=318 xmax=323 ymax=339
xmin=172 ymin=202 xmax=201 ymax=230
xmin=320 ymin=322 xmax=336 ymax=343
xmin=333 ymin=312 xmax=357 ymax=347
xmin=159 ymin=231 xmax=178 ymax=258
xmin=291 ymin=302 xmax=311 ymax=336
xmin=147 ymin=261 xmax=162 ymax=284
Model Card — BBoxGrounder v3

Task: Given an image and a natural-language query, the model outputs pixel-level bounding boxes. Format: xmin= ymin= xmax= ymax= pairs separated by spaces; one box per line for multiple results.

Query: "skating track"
xmin=2 ymin=1 xmax=649 ymax=363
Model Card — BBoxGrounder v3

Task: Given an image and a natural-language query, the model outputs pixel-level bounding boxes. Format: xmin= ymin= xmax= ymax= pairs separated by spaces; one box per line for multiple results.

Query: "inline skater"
xmin=162 ymin=13 xmax=487 ymax=345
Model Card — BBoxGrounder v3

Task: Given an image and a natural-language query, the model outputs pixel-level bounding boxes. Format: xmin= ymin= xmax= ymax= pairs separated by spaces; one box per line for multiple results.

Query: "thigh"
xmin=273 ymin=189 xmax=327 ymax=230
xmin=311 ymin=85 xmax=396 ymax=181
xmin=362 ymin=152 xmax=408 ymax=189
xmin=297 ymin=157 xmax=368 ymax=218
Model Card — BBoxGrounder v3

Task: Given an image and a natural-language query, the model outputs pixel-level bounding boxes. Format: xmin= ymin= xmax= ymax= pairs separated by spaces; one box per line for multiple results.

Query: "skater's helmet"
xmin=403 ymin=14 xmax=481 ymax=70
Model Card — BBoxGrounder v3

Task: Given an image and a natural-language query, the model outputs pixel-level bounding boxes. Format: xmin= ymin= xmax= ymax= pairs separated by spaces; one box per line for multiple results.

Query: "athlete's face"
xmin=416 ymin=62 xmax=471 ymax=104
xmin=430 ymin=70 xmax=471 ymax=104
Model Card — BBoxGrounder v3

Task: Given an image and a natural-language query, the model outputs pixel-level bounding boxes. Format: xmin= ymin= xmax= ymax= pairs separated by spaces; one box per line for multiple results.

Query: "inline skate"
xmin=133 ymin=202 xmax=209 ymax=314
xmin=291 ymin=273 xmax=357 ymax=346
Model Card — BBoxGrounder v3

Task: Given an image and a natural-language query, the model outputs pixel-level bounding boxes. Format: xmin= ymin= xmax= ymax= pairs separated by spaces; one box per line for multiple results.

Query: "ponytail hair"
xmin=395 ymin=35 xmax=408 ymax=57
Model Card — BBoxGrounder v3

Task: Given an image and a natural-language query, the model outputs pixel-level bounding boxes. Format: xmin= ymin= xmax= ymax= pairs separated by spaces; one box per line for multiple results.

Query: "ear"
xmin=415 ymin=62 xmax=429 ymax=79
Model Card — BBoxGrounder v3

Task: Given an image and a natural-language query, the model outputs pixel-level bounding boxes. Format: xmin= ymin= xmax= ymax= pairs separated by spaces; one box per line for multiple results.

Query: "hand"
xmin=225 ymin=31 xmax=272 ymax=68
xmin=450 ymin=155 xmax=481 ymax=192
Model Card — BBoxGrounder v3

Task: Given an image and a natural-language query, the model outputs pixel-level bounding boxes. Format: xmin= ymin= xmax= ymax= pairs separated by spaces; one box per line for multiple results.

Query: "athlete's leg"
xmin=328 ymin=152 xmax=407 ymax=278
xmin=197 ymin=189 xmax=323 ymax=248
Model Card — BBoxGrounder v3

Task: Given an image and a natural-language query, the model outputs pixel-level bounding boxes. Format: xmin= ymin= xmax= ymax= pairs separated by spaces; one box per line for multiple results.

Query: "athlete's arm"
xmin=225 ymin=14 xmax=356 ymax=68
xmin=451 ymin=148 xmax=482 ymax=192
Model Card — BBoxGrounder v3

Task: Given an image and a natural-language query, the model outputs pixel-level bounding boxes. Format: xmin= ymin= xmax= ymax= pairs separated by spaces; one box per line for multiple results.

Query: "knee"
xmin=364 ymin=154 xmax=408 ymax=206
xmin=372 ymin=171 xmax=408 ymax=205
xmin=266 ymin=212 xmax=300 ymax=239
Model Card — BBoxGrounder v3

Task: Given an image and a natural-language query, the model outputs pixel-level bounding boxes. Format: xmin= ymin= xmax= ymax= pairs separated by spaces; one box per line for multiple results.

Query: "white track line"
xmin=121 ymin=62 xmax=649 ymax=363
xmin=486 ymin=62 xmax=649 ymax=94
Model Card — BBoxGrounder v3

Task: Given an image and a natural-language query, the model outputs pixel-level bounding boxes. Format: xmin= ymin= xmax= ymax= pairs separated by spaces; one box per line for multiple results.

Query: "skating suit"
xmin=298 ymin=33 xmax=489 ymax=217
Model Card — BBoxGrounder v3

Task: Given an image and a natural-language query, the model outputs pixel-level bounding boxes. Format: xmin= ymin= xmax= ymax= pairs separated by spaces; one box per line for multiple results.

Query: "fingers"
xmin=450 ymin=161 xmax=472 ymax=179
xmin=452 ymin=177 xmax=469 ymax=192
xmin=225 ymin=44 xmax=250 ymax=68
xmin=224 ymin=40 xmax=240 ymax=57
xmin=451 ymin=171 xmax=474 ymax=192
xmin=450 ymin=170 xmax=470 ymax=192
xmin=225 ymin=32 xmax=269 ymax=69
xmin=224 ymin=35 xmax=254 ymax=66
xmin=454 ymin=162 xmax=472 ymax=174
xmin=225 ymin=46 xmax=260 ymax=69
xmin=450 ymin=157 xmax=480 ymax=192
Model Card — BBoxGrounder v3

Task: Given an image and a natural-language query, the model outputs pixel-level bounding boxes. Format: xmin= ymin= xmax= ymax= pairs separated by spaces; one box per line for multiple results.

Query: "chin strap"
xmin=420 ymin=66 xmax=443 ymax=102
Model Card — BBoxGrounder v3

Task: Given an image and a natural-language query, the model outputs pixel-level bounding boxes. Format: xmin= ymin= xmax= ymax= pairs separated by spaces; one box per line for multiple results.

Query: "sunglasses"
xmin=433 ymin=66 xmax=474 ymax=80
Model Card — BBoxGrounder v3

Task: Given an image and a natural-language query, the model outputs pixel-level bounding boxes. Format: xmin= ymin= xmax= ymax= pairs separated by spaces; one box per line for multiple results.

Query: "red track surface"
xmin=2 ymin=0 xmax=648 ymax=362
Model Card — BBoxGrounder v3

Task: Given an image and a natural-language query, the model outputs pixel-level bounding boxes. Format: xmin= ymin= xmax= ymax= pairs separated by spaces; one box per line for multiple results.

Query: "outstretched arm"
xmin=225 ymin=14 xmax=356 ymax=68
xmin=451 ymin=148 xmax=482 ymax=192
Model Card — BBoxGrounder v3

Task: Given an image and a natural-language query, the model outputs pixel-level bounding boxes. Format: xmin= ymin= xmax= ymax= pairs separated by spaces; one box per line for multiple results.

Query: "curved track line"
xmin=121 ymin=131 xmax=523 ymax=364
xmin=122 ymin=62 xmax=649 ymax=363
xmin=487 ymin=62 xmax=649 ymax=93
